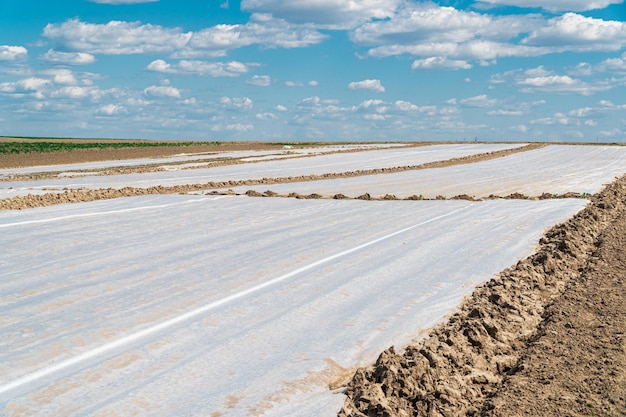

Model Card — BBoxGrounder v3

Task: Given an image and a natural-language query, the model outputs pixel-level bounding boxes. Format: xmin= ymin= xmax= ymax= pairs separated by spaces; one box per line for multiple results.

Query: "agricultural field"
xmin=1 ymin=141 xmax=625 ymax=416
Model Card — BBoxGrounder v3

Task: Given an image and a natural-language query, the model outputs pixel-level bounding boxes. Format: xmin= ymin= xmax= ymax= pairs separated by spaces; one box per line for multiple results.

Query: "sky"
xmin=0 ymin=0 xmax=625 ymax=142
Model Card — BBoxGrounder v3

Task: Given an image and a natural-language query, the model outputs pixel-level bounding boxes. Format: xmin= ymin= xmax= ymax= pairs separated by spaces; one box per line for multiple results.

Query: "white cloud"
xmin=518 ymin=74 xmax=578 ymax=87
xmin=147 ymin=59 xmax=250 ymax=77
xmin=211 ymin=123 xmax=254 ymax=132
xmin=364 ymin=114 xmax=386 ymax=121
xmin=412 ymin=57 xmax=472 ymax=70
xmin=247 ymin=75 xmax=271 ymax=86
xmin=492 ymin=66 xmax=615 ymax=95
xmin=597 ymin=52 xmax=626 ymax=72
xmin=256 ymin=112 xmax=278 ymax=120
xmin=394 ymin=100 xmax=437 ymax=114
xmin=220 ymin=96 xmax=254 ymax=110
xmin=241 ymin=0 xmax=401 ymax=29
xmin=0 ymin=78 xmax=50 ymax=97
xmin=44 ymin=19 xmax=192 ymax=55
xmin=43 ymin=15 xmax=328 ymax=60
xmin=179 ymin=13 xmax=327 ymax=58
xmin=0 ymin=45 xmax=28 ymax=61
xmin=44 ymin=69 xmax=79 ymax=85
xmin=476 ymin=0 xmax=622 ymax=12
xmin=351 ymin=4 xmax=626 ymax=71
xmin=522 ymin=13 xmax=626 ymax=52
xmin=531 ymin=113 xmax=572 ymax=125
xmin=488 ymin=109 xmax=524 ymax=116
xmin=51 ymin=86 xmax=92 ymax=99
xmin=459 ymin=94 xmax=497 ymax=107
xmin=40 ymin=50 xmax=97 ymax=65
xmin=510 ymin=124 xmax=528 ymax=133
xmin=275 ymin=104 xmax=288 ymax=111
xmin=348 ymin=79 xmax=385 ymax=92
xmin=143 ymin=85 xmax=181 ymax=98
xmin=308 ymin=80 xmax=319 ymax=86
xmin=96 ymin=104 xmax=127 ymax=115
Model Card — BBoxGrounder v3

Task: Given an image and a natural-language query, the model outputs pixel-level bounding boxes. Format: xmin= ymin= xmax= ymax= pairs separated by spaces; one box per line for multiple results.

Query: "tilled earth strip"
xmin=0 ymin=144 xmax=542 ymax=210
xmin=337 ymin=175 xmax=626 ymax=417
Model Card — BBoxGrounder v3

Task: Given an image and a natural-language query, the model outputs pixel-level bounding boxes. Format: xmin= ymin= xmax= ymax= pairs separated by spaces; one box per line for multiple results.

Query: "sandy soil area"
xmin=338 ymin=175 xmax=626 ymax=417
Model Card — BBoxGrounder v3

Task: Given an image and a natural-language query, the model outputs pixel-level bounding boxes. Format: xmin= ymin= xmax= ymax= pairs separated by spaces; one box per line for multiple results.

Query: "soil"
xmin=2 ymin=141 xmax=625 ymax=416
xmin=338 ymin=175 xmax=626 ymax=417
xmin=0 ymin=140 xmax=288 ymax=169
xmin=0 ymin=143 xmax=544 ymax=210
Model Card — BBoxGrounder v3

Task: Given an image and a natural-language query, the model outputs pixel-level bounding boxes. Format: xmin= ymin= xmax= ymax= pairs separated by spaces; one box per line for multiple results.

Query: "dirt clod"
xmin=338 ymin=175 xmax=626 ymax=417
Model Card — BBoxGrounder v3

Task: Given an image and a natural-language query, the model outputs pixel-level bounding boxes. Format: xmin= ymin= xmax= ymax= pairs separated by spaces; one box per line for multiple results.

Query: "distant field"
xmin=0 ymin=139 xmax=223 ymax=154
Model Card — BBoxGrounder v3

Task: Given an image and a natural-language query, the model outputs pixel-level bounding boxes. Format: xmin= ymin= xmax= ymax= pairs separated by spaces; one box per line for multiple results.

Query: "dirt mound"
xmin=338 ymin=175 xmax=626 ymax=417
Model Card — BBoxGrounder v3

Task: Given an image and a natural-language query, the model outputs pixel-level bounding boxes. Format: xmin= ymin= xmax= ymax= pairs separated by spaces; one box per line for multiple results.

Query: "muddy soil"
xmin=338 ymin=175 xmax=626 ymax=417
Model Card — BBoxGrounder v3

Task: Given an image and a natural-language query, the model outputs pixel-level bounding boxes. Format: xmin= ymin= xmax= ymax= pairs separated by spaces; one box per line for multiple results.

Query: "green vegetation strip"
xmin=0 ymin=141 xmax=223 ymax=155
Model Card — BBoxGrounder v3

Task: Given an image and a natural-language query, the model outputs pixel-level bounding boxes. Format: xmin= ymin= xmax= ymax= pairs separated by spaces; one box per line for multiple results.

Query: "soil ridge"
xmin=338 ymin=175 xmax=626 ymax=417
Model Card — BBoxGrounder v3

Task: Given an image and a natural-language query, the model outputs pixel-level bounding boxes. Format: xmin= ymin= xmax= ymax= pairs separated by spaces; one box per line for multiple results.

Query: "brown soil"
xmin=2 ymin=141 xmax=625 ymax=415
xmin=338 ymin=175 xmax=626 ymax=417
xmin=0 ymin=141 xmax=288 ymax=169
xmin=0 ymin=143 xmax=544 ymax=210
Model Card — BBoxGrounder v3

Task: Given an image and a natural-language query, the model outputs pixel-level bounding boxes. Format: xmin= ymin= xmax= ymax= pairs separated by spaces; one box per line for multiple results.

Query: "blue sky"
xmin=0 ymin=0 xmax=625 ymax=142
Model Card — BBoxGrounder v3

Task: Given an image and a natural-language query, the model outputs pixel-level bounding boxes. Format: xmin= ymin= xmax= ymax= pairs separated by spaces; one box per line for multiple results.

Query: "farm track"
xmin=0 ymin=143 xmax=542 ymax=210
xmin=338 ymin=174 xmax=626 ymax=417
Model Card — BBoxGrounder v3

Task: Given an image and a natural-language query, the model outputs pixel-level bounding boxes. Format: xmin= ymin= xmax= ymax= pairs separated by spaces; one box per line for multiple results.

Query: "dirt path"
xmin=338 ymin=176 xmax=626 ymax=417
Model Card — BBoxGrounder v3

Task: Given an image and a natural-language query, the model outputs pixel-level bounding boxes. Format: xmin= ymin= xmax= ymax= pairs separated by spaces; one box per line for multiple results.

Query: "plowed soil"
xmin=338 ymin=175 xmax=626 ymax=417
xmin=0 ymin=140 xmax=288 ymax=169
xmin=2 ymin=142 xmax=624 ymax=416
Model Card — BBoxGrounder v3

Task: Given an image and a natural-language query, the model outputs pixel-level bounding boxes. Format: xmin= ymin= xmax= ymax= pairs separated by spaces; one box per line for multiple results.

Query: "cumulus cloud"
xmin=0 ymin=45 xmax=28 ymax=60
xmin=518 ymin=74 xmax=578 ymax=87
xmin=41 ymin=50 xmax=96 ymax=65
xmin=143 ymin=85 xmax=181 ymax=98
xmin=247 ymin=75 xmax=271 ymax=86
xmin=96 ymin=104 xmax=127 ymax=115
xmin=476 ymin=0 xmax=622 ymax=12
xmin=211 ymin=123 xmax=254 ymax=132
xmin=220 ymin=96 xmax=254 ymax=110
xmin=488 ymin=109 xmax=524 ymax=116
xmin=256 ymin=112 xmax=278 ymax=120
xmin=412 ymin=57 xmax=472 ymax=70
xmin=44 ymin=19 xmax=191 ymax=55
xmin=492 ymin=66 xmax=614 ymax=95
xmin=459 ymin=94 xmax=497 ymax=107
xmin=350 ymin=3 xmax=626 ymax=70
xmin=394 ymin=100 xmax=437 ymax=114
xmin=43 ymin=15 xmax=328 ymax=59
xmin=0 ymin=77 xmax=50 ymax=95
xmin=181 ymin=13 xmax=327 ymax=58
xmin=44 ymin=69 xmax=79 ymax=85
xmin=51 ymin=86 xmax=92 ymax=99
xmin=241 ymin=0 xmax=401 ymax=29
xmin=522 ymin=13 xmax=626 ymax=52
xmin=351 ymin=3 xmax=549 ymax=65
xmin=146 ymin=59 xmax=249 ymax=76
xmin=348 ymin=79 xmax=385 ymax=92
xmin=510 ymin=124 xmax=528 ymax=132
